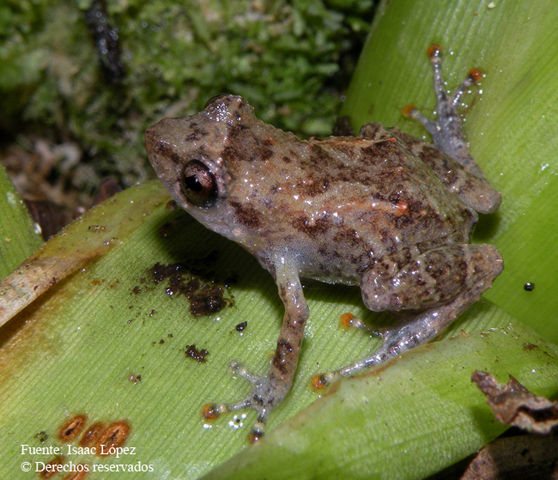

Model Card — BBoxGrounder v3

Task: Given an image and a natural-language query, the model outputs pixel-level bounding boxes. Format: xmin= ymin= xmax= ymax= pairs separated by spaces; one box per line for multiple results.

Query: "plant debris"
xmin=460 ymin=434 xmax=558 ymax=480
xmin=185 ymin=344 xmax=209 ymax=363
xmin=472 ymin=371 xmax=558 ymax=433
xmin=147 ymin=250 xmax=234 ymax=317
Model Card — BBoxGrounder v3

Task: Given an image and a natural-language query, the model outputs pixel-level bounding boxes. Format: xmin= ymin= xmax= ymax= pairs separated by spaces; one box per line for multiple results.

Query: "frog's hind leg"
xmin=319 ymin=243 xmax=502 ymax=383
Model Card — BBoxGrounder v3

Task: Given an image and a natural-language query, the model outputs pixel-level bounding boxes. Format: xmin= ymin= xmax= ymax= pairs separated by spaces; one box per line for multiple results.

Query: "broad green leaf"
xmin=203 ymin=318 xmax=558 ymax=480
xmin=0 ymin=165 xmax=42 ymax=277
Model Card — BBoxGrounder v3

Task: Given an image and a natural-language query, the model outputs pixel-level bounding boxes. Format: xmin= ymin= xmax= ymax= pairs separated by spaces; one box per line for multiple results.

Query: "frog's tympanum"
xmin=145 ymin=46 xmax=503 ymax=442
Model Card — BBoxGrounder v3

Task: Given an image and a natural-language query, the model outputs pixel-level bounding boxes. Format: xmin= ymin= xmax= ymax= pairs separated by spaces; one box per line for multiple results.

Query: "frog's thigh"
xmin=361 ymin=244 xmax=502 ymax=312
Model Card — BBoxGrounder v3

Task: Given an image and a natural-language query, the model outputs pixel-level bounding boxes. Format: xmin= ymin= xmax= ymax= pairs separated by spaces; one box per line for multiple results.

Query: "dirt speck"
xmin=148 ymin=251 xmax=234 ymax=317
xmin=158 ymin=222 xmax=174 ymax=238
xmin=34 ymin=431 xmax=48 ymax=443
xmin=235 ymin=321 xmax=247 ymax=332
xmin=185 ymin=344 xmax=209 ymax=363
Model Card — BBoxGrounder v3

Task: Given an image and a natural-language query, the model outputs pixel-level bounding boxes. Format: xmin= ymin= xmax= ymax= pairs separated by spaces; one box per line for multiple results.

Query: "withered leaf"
xmin=472 ymin=370 xmax=558 ymax=434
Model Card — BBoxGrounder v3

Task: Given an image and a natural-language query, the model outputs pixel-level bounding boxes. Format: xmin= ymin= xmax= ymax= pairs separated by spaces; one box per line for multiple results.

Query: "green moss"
xmin=0 ymin=0 xmax=372 ymax=190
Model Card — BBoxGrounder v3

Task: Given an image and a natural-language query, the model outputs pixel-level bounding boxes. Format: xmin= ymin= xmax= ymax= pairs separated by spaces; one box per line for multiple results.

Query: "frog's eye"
xmin=180 ymin=160 xmax=218 ymax=207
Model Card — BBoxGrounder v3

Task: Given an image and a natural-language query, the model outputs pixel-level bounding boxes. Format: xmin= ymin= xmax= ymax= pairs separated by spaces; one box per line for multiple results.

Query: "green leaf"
xmin=203 ymin=318 xmax=558 ymax=480
xmin=0 ymin=165 xmax=42 ymax=277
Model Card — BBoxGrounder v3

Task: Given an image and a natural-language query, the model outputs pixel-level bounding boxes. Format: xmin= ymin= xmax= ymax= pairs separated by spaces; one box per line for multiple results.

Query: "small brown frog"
xmin=145 ymin=45 xmax=503 ymax=442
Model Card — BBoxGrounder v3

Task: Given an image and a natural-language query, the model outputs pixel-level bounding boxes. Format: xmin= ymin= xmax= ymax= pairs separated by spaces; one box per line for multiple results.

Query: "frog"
xmin=145 ymin=45 xmax=503 ymax=442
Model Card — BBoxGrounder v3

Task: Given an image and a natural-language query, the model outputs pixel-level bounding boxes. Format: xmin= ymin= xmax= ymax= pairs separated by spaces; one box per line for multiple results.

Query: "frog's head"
xmin=145 ymin=95 xmax=271 ymax=241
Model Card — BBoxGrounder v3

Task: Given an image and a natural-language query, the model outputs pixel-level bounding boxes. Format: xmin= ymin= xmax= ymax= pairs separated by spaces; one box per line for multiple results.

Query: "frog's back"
xmin=229 ymin=134 xmax=478 ymax=284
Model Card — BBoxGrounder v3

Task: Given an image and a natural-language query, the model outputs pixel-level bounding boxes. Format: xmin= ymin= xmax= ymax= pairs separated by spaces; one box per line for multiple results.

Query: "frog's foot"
xmin=311 ymin=313 xmax=385 ymax=391
xmin=314 ymin=314 xmax=439 ymax=389
xmin=403 ymin=44 xmax=485 ymax=178
xmin=201 ymin=361 xmax=284 ymax=443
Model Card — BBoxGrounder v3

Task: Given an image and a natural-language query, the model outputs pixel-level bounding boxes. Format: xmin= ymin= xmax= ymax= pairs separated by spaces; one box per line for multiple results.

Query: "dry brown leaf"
xmin=472 ymin=370 xmax=558 ymax=433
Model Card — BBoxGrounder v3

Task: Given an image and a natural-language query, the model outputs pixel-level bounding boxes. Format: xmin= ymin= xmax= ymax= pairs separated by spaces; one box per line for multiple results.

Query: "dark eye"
xmin=180 ymin=160 xmax=217 ymax=207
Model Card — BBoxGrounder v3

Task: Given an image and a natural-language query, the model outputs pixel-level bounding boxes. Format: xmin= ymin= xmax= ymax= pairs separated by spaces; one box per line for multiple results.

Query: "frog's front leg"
xmin=320 ymin=243 xmax=502 ymax=383
xmin=202 ymin=259 xmax=309 ymax=442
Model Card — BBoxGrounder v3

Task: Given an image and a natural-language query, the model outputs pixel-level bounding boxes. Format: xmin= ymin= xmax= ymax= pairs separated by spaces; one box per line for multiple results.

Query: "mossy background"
xmin=0 ymin=0 xmax=372 ymax=202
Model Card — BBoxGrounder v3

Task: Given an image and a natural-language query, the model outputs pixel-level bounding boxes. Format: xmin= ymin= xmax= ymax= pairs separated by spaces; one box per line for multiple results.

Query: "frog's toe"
xmin=202 ymin=361 xmax=280 ymax=442
xmin=228 ymin=360 xmax=260 ymax=385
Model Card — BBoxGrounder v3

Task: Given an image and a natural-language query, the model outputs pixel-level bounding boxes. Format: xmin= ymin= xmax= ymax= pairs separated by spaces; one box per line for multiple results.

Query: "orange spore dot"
xmin=388 ymin=137 xmax=397 ymax=143
xmin=201 ymin=403 xmax=220 ymax=420
xmin=401 ymin=104 xmax=416 ymax=118
xmin=310 ymin=373 xmax=329 ymax=391
xmin=339 ymin=312 xmax=355 ymax=329
xmin=427 ymin=43 xmax=442 ymax=58
xmin=468 ymin=68 xmax=483 ymax=83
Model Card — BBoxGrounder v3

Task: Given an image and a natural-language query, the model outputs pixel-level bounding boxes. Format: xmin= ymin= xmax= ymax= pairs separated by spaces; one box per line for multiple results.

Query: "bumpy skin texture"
xmin=145 ymin=48 xmax=503 ymax=441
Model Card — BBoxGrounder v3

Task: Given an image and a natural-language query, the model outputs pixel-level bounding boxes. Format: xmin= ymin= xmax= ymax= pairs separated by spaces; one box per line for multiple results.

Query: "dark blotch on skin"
xmin=333 ymin=229 xmax=362 ymax=248
xmin=291 ymin=216 xmax=329 ymax=237
xmin=361 ymin=140 xmax=398 ymax=158
xmin=152 ymin=140 xmax=183 ymax=166
xmin=224 ymin=123 xmax=270 ymax=163
xmin=230 ymin=201 xmax=262 ymax=228
xmin=272 ymin=339 xmax=293 ymax=375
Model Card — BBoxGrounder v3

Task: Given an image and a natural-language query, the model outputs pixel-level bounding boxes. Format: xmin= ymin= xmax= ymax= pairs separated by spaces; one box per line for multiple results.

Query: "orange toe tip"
xmin=401 ymin=104 xmax=416 ymax=118
xmin=427 ymin=43 xmax=442 ymax=58
xmin=339 ymin=312 xmax=355 ymax=329
xmin=201 ymin=403 xmax=220 ymax=420
xmin=248 ymin=430 xmax=264 ymax=444
xmin=468 ymin=68 xmax=484 ymax=83
xmin=310 ymin=373 xmax=329 ymax=391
